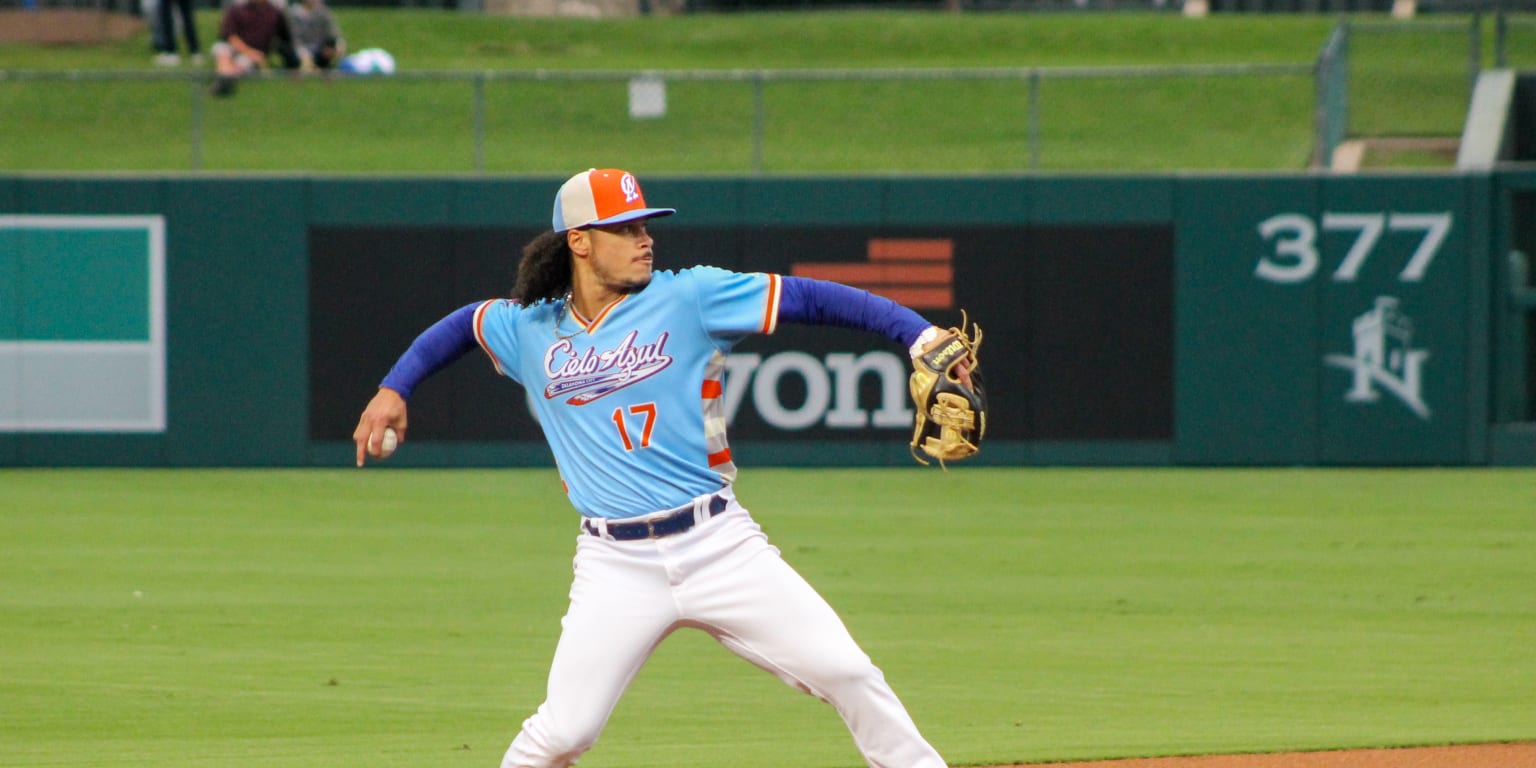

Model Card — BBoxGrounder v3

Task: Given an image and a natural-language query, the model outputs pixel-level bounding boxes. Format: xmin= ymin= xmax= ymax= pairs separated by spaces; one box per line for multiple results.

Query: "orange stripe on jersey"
xmin=761 ymin=273 xmax=781 ymax=334
xmin=568 ymin=301 xmax=591 ymax=327
xmin=472 ymin=300 xmax=505 ymax=374
xmin=701 ymin=379 xmax=722 ymax=399
xmin=583 ymin=295 xmax=626 ymax=333
xmin=707 ymin=448 xmax=733 ymax=467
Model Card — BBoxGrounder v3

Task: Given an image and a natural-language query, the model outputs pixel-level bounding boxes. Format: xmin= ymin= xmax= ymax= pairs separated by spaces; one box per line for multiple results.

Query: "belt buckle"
xmin=645 ymin=519 xmax=658 ymax=539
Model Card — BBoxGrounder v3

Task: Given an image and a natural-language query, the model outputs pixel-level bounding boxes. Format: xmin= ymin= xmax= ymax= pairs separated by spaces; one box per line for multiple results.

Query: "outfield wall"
xmin=0 ymin=173 xmax=1510 ymax=467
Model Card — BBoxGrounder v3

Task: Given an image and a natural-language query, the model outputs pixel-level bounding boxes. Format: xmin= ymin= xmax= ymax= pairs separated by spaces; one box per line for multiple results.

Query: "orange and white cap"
xmin=552 ymin=168 xmax=675 ymax=233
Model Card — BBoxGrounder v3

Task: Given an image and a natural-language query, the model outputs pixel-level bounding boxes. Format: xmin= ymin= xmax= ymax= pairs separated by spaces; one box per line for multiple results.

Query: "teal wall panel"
xmin=450 ymin=178 xmax=557 ymax=228
xmin=15 ymin=177 xmax=165 ymax=215
xmin=646 ymin=178 xmax=745 ymax=227
xmin=0 ymin=227 xmax=17 ymax=339
xmin=740 ymin=180 xmax=886 ymax=225
xmin=882 ymin=178 xmax=1035 ymax=223
xmin=1029 ymin=177 xmax=1175 ymax=224
xmin=1313 ymin=175 xmax=1473 ymax=464
xmin=1173 ymin=174 xmax=1488 ymax=466
xmin=0 ymin=173 xmax=1511 ymax=467
xmin=309 ymin=179 xmax=455 ymax=225
xmin=14 ymin=228 xmax=150 ymax=341
xmin=1456 ymin=173 xmax=1492 ymax=466
xmin=1174 ymin=176 xmax=1323 ymax=464
xmin=161 ymin=179 xmax=308 ymax=466
xmin=3 ymin=183 xmax=170 ymax=460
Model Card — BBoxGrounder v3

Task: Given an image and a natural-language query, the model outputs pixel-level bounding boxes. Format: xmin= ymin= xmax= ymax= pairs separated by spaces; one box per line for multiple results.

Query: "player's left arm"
xmin=778 ymin=276 xmax=969 ymax=381
xmin=690 ymin=269 xmax=968 ymax=380
xmin=777 ymin=275 xmax=929 ymax=345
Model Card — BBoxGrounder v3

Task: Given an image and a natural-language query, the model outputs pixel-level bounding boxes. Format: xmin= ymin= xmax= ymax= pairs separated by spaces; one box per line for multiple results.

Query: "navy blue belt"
xmin=583 ymin=495 xmax=728 ymax=541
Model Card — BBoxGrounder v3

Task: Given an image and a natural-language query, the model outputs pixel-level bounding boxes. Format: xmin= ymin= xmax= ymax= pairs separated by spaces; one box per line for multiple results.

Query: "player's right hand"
xmin=353 ymin=387 xmax=408 ymax=467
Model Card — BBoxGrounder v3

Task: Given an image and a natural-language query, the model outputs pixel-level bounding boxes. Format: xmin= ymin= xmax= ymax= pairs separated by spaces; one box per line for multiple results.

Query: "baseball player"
xmin=353 ymin=168 xmax=960 ymax=768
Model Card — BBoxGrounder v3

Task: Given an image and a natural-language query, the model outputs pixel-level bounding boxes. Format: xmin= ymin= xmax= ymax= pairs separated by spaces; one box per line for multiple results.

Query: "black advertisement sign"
xmin=309 ymin=224 xmax=1172 ymax=443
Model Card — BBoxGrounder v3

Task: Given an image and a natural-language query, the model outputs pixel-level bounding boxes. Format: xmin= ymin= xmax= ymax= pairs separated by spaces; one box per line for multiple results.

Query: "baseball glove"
xmin=909 ymin=316 xmax=985 ymax=467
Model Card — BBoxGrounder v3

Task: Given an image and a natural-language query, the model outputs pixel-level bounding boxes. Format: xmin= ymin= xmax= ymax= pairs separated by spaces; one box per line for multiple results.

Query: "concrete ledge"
xmin=0 ymin=9 xmax=143 ymax=44
xmin=1331 ymin=140 xmax=1367 ymax=172
xmin=1457 ymin=68 xmax=1515 ymax=169
xmin=1332 ymin=137 xmax=1459 ymax=172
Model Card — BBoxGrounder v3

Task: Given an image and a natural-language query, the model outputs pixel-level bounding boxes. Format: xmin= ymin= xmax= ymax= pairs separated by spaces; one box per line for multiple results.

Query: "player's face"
xmin=585 ymin=220 xmax=656 ymax=295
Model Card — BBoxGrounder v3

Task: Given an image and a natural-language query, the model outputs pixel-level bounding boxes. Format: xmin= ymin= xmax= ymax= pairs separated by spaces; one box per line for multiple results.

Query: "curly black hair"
xmin=512 ymin=230 xmax=572 ymax=305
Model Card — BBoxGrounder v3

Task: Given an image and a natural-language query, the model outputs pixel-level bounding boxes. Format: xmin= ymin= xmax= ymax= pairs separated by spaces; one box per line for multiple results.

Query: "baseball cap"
xmin=552 ymin=168 xmax=676 ymax=233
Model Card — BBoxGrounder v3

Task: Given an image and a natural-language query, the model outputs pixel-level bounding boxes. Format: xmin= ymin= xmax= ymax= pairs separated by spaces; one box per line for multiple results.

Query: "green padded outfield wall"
xmin=0 ymin=174 xmax=1494 ymax=467
xmin=1177 ymin=174 xmax=1490 ymax=465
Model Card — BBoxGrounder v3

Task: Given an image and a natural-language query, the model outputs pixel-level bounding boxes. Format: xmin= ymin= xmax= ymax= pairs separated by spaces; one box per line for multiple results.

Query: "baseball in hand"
xmin=379 ymin=427 xmax=399 ymax=458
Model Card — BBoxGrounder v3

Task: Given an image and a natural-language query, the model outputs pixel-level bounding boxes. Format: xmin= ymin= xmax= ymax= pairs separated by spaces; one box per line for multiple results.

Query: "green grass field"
xmin=0 ymin=12 xmax=1494 ymax=172
xmin=4 ymin=467 xmax=1533 ymax=768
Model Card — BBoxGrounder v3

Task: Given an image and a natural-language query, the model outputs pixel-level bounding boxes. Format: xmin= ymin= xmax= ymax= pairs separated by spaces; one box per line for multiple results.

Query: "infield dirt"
xmin=1000 ymin=742 xmax=1536 ymax=768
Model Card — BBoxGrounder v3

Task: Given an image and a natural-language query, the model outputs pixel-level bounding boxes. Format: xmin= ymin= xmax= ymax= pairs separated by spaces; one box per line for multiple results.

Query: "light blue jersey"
xmin=473 ymin=267 xmax=783 ymax=519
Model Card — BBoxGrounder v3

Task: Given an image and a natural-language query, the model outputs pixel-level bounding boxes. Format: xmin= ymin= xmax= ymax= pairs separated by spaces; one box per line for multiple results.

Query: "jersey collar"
xmin=566 ymin=293 xmax=627 ymax=334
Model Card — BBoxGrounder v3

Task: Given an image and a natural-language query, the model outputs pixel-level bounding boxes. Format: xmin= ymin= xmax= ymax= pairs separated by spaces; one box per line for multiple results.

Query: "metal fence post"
xmin=752 ymin=72 xmax=764 ymax=176
xmin=1028 ymin=68 xmax=1040 ymax=171
xmin=190 ymin=76 xmax=204 ymax=171
xmin=473 ymin=72 xmax=486 ymax=174
xmin=1470 ymin=11 xmax=1483 ymax=97
xmin=1312 ymin=20 xmax=1348 ymax=170
xmin=1503 ymin=250 xmax=1534 ymax=420
xmin=1496 ymin=10 xmax=1508 ymax=69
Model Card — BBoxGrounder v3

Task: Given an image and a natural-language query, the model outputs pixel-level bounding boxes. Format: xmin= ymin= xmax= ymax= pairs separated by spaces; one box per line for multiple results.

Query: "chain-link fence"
xmin=1 ymin=13 xmax=1521 ymax=173
xmin=1346 ymin=17 xmax=1480 ymax=138
xmin=0 ymin=64 xmax=1323 ymax=173
xmin=1496 ymin=11 xmax=1536 ymax=68
xmin=1310 ymin=14 xmax=1528 ymax=167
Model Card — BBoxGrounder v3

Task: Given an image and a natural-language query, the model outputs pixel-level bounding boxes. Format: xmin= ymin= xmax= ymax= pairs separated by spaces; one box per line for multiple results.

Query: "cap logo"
xmin=552 ymin=168 xmax=674 ymax=232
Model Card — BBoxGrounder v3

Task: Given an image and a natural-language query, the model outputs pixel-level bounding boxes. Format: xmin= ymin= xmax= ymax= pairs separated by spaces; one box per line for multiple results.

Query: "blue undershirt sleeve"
xmin=777 ymin=276 xmax=933 ymax=349
xmin=379 ymin=302 xmax=480 ymax=401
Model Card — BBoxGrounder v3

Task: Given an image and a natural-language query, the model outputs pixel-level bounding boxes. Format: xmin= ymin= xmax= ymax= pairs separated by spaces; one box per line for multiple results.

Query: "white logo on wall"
xmin=1 ymin=215 xmax=166 ymax=432
xmin=1323 ymin=296 xmax=1431 ymax=420
xmin=525 ymin=350 xmax=914 ymax=431
xmin=723 ymin=351 xmax=914 ymax=430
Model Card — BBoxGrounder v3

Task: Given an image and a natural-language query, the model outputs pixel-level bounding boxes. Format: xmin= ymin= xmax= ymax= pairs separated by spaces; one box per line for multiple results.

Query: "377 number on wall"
xmin=1255 ymin=212 xmax=1454 ymax=284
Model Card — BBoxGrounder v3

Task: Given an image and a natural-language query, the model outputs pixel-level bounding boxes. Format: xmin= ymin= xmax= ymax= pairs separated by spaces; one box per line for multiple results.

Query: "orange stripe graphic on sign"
xmin=868 ymin=239 xmax=953 ymax=261
xmin=791 ymin=264 xmax=952 ymax=284
xmin=791 ymin=239 xmax=954 ymax=309
xmin=861 ymin=287 xmax=953 ymax=308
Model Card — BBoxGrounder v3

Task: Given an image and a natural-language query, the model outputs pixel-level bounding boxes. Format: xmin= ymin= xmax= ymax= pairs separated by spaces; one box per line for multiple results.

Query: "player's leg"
xmin=501 ymin=536 xmax=678 ymax=768
xmin=676 ymin=505 xmax=947 ymax=768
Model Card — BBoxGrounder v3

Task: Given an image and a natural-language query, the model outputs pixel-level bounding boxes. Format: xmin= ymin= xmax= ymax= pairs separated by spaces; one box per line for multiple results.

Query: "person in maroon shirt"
xmin=209 ymin=0 xmax=296 ymax=96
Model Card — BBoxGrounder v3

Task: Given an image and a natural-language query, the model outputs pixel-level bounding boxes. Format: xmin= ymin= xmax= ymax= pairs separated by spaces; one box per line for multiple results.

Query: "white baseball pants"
xmin=500 ymin=489 xmax=947 ymax=768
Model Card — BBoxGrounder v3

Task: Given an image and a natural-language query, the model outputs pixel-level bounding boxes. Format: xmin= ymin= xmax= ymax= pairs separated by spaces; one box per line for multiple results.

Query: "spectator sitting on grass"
xmin=209 ymin=0 xmax=297 ymax=97
xmin=285 ymin=0 xmax=345 ymax=73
